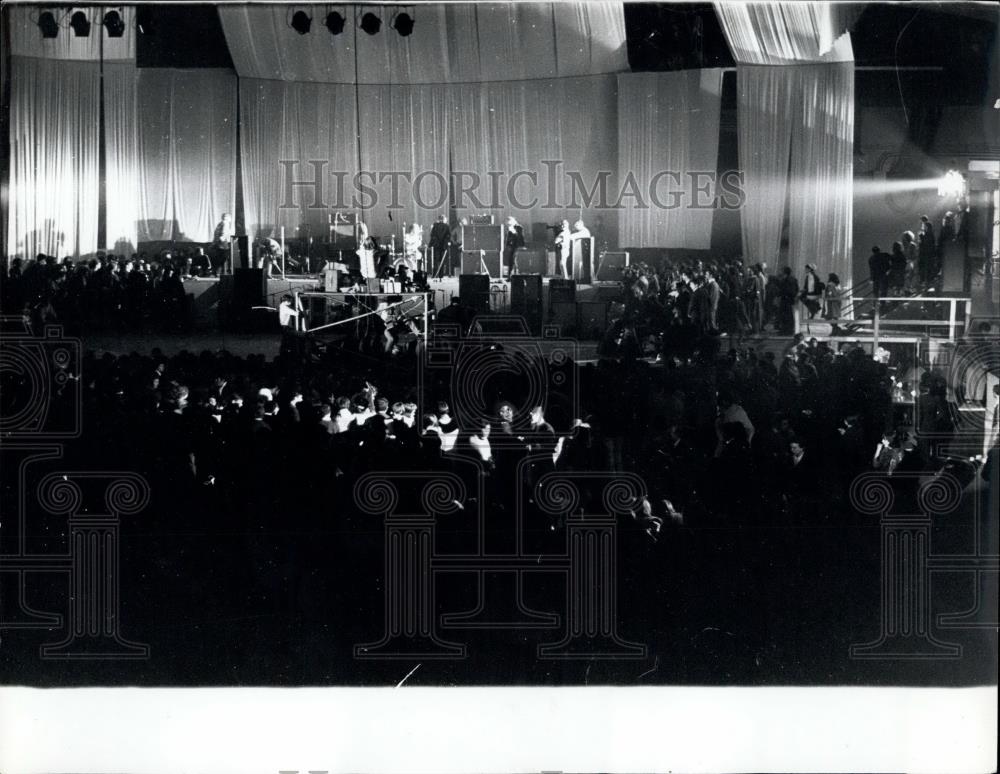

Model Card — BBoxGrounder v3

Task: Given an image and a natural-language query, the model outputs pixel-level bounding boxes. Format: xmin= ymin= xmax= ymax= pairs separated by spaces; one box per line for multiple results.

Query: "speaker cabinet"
xmin=461 ymin=249 xmax=501 ymax=277
xmin=595 ymin=250 xmax=629 ymax=282
xmin=233 ymin=268 xmax=266 ymax=308
xmin=549 ymin=278 xmax=577 ymax=304
xmin=569 ymin=237 xmax=594 ymax=283
xmin=510 ymin=274 xmax=543 ymax=335
xmin=462 ymin=224 xmax=503 ymax=252
xmin=459 ymin=274 xmax=491 ymax=314
xmin=235 ymin=235 xmax=250 ymax=270
xmin=516 ymin=247 xmax=547 ymax=275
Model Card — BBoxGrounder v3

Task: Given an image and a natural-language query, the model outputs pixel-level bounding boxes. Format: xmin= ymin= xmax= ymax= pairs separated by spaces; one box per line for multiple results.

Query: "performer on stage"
xmin=357 ymin=222 xmax=377 ymax=279
xmin=212 ymin=213 xmax=234 ymax=275
xmin=255 ymin=236 xmax=281 ymax=278
xmin=399 ymin=222 xmax=423 ymax=271
xmin=554 ymin=219 xmax=572 ymax=279
xmin=566 ymin=219 xmax=591 ymax=280
xmin=428 ymin=215 xmax=451 ymax=267
xmin=503 ymin=216 xmax=525 ymax=278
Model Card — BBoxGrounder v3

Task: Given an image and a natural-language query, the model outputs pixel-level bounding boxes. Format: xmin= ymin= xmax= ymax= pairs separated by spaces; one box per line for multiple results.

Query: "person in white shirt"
xmin=278 ymin=294 xmax=299 ymax=328
xmin=554 ymin=219 xmax=572 ymax=279
xmin=469 ymin=422 xmax=493 ymax=465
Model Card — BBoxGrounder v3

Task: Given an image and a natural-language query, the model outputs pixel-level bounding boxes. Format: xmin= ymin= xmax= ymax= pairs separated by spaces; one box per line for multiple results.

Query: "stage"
xmin=181 ymin=272 xmax=628 ymax=334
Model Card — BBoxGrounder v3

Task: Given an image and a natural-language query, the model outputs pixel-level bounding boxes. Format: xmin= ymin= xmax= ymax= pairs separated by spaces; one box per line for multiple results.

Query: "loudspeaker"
xmin=459 ymin=274 xmax=491 ymax=314
xmin=233 ymin=268 xmax=266 ymax=308
xmin=595 ymin=250 xmax=629 ymax=282
xmin=549 ymin=278 xmax=577 ymax=304
xmin=461 ymin=250 xmax=501 ymax=277
xmin=569 ymin=237 xmax=594 ymax=283
xmin=222 ymin=268 xmax=266 ymax=331
xmin=516 ymin=247 xmax=547 ymax=275
xmin=510 ymin=274 xmax=543 ymax=335
xmin=235 ymin=235 xmax=250 ymax=269
xmin=462 ymin=224 xmax=502 ymax=252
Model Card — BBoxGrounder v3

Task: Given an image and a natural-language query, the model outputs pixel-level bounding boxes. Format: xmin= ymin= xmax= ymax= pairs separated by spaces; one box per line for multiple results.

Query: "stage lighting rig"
xmin=392 ymin=11 xmax=414 ymax=37
xmin=37 ymin=10 xmax=59 ymax=38
xmin=69 ymin=10 xmax=91 ymax=37
xmin=325 ymin=11 xmax=346 ymax=35
xmin=360 ymin=11 xmax=381 ymax=35
xmin=102 ymin=10 xmax=125 ymax=38
xmin=937 ymin=169 xmax=966 ymax=199
xmin=291 ymin=10 xmax=312 ymax=35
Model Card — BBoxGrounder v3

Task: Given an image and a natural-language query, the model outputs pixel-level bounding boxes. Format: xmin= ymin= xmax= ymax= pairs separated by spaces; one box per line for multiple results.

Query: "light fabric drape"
xmin=714 ymin=2 xmax=857 ymax=64
xmin=239 ymin=76 xmax=619 ymax=242
xmin=218 ymin=3 xmax=626 ymax=83
xmin=788 ymin=63 xmax=855 ymax=286
xmin=736 ymin=62 xmax=854 ymax=285
xmin=736 ymin=66 xmax=794 ymax=266
xmin=137 ymin=70 xmax=238 ymax=242
xmin=7 ymin=6 xmax=135 ymax=61
xmin=239 ymin=79 xmax=359 ymax=240
xmin=357 ymin=85 xmax=452 ymax=236
xmin=617 ymin=70 xmax=723 ymax=249
xmin=7 ymin=57 xmax=101 ymax=259
xmin=104 ymin=62 xmax=140 ymax=254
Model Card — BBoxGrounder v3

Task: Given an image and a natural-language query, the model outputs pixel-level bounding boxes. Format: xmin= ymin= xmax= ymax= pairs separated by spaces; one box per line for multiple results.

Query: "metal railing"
xmin=834 ymin=296 xmax=972 ymax=347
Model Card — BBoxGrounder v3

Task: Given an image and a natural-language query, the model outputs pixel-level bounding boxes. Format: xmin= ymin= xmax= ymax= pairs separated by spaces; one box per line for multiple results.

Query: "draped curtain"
xmin=104 ymin=62 xmax=140 ymax=255
xmin=239 ymin=79 xmax=359 ymax=240
xmin=218 ymin=3 xmax=626 ymax=83
xmin=6 ymin=57 xmax=101 ymax=259
xmin=714 ymin=1 xmax=857 ymax=65
xmin=137 ymin=70 xmax=238 ymax=242
xmin=736 ymin=66 xmax=794 ymax=266
xmin=240 ymin=76 xmax=619 ymax=242
xmin=617 ymin=70 xmax=723 ymax=249
xmin=718 ymin=1 xmax=856 ymax=287
xmin=788 ymin=63 xmax=855 ymax=287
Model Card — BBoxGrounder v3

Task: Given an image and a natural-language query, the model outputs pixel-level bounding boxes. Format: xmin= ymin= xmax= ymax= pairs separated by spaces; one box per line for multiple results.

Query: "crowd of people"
xmin=48 ymin=316 xmax=924 ymax=542
xmin=1 ymin=250 xmax=213 ymax=333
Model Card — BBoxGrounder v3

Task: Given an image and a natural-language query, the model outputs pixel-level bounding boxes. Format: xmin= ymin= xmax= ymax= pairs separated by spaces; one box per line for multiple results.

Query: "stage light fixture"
xmin=38 ymin=10 xmax=59 ymax=38
xmin=325 ymin=11 xmax=346 ymax=35
xmin=291 ymin=10 xmax=312 ymax=34
xmin=393 ymin=12 xmax=414 ymax=37
xmin=360 ymin=12 xmax=381 ymax=35
xmin=69 ymin=10 xmax=91 ymax=37
xmin=102 ymin=10 xmax=125 ymax=37
xmin=937 ymin=169 xmax=966 ymax=199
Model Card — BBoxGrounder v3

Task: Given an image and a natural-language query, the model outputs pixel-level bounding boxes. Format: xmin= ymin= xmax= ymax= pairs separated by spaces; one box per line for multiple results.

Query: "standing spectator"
xmin=917 ymin=216 xmax=936 ymax=286
xmin=901 ymin=230 xmax=918 ymax=291
xmin=823 ymin=273 xmax=844 ymax=320
xmin=799 ymin=264 xmax=824 ymax=320
xmin=888 ymin=242 xmax=907 ymax=295
xmin=868 ymin=245 xmax=891 ymax=299
xmin=776 ymin=267 xmax=799 ymax=335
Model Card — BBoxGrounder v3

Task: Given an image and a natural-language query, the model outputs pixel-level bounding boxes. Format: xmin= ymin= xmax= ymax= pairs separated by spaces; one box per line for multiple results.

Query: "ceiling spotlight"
xmin=325 ymin=11 xmax=345 ymax=35
xmin=360 ymin=12 xmax=381 ymax=35
xmin=102 ymin=10 xmax=125 ymax=37
xmin=69 ymin=10 xmax=91 ymax=37
xmin=393 ymin=12 xmax=414 ymax=37
xmin=38 ymin=10 xmax=59 ymax=38
xmin=290 ymin=10 xmax=312 ymax=35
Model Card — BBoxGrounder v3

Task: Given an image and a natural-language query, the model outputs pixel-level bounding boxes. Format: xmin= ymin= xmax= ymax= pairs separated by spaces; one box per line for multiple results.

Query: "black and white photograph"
xmin=0 ymin=1 xmax=997 ymax=771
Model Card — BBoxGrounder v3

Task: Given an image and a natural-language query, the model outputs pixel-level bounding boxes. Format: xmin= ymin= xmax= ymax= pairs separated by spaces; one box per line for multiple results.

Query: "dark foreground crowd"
xmin=43 ymin=327 xmax=962 ymax=538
